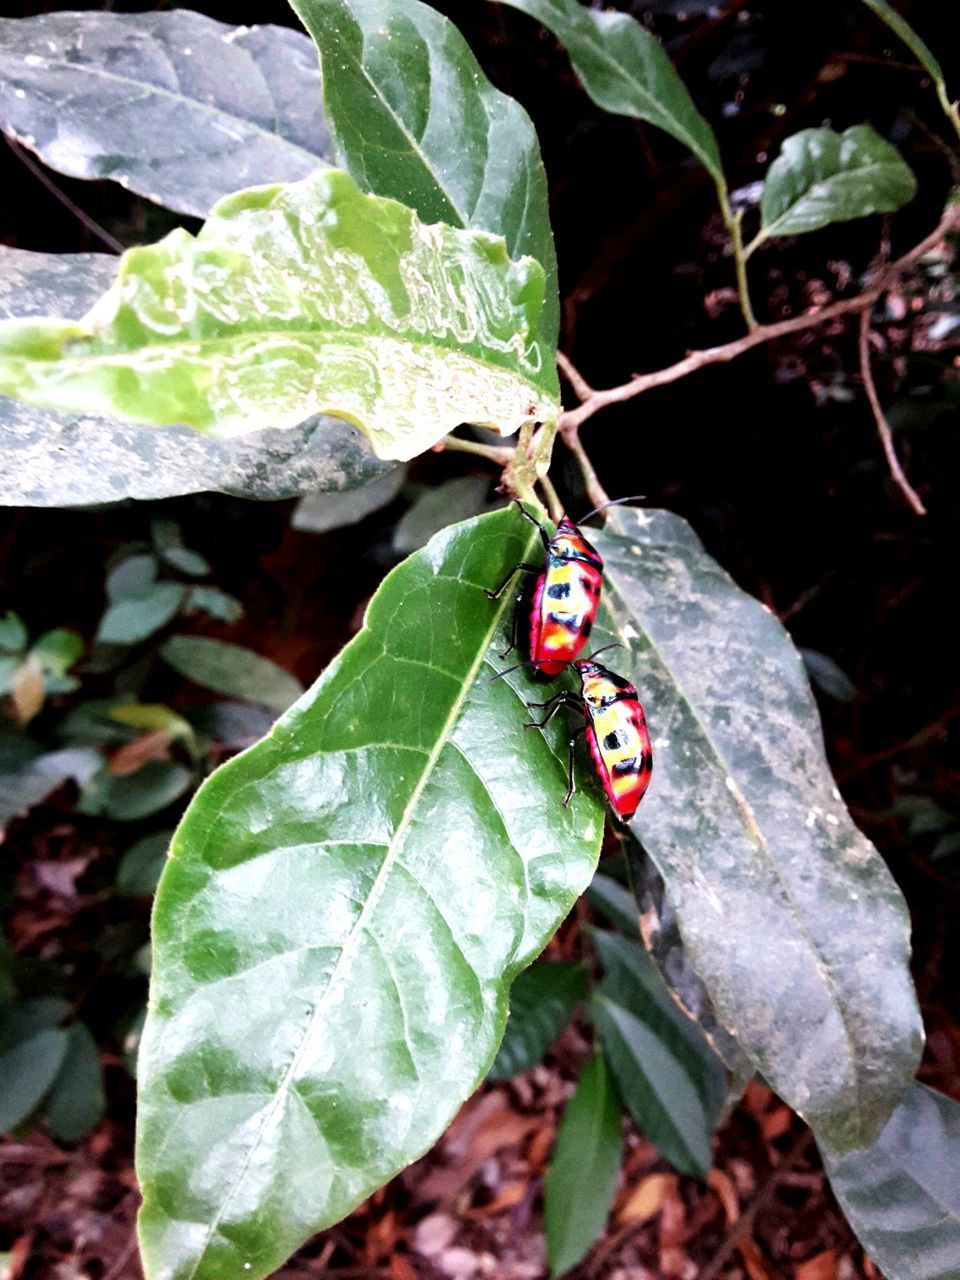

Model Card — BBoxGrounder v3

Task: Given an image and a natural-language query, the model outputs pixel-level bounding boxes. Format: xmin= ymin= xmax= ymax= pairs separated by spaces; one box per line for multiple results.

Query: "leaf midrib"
xmin=0 ymin=42 xmax=323 ymax=170
xmin=598 ymin=542 xmax=864 ymax=1132
xmin=183 ymin=520 xmax=539 ymax=1280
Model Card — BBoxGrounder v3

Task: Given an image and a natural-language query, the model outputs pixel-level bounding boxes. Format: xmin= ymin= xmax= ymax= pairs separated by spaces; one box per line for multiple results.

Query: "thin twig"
xmin=560 ymin=419 xmax=611 ymax=511
xmin=560 ymin=205 xmax=960 ymax=436
xmin=439 ymin=434 xmax=514 ymax=465
xmin=5 ymin=135 xmax=124 ymax=254
xmin=538 ymin=472 xmax=565 ymax=522
xmin=858 ymin=308 xmax=927 ymax=515
xmin=556 ymin=350 xmax=595 ymax=402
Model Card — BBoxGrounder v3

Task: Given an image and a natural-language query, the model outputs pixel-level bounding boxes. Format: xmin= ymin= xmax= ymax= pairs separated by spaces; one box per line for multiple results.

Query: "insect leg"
xmin=485 ymin=562 xmax=539 ymax=601
xmin=523 ymin=691 xmax=582 ymax=729
xmin=513 ymin=500 xmax=553 ymax=552
xmin=562 ymin=726 xmax=589 ymax=808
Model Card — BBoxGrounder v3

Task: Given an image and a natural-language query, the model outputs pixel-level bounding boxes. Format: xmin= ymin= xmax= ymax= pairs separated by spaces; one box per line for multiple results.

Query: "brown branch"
xmin=560 ymin=206 xmax=960 ymax=437
xmin=858 ymin=309 xmax=927 ymax=515
xmin=556 ymin=350 xmax=595 ymax=402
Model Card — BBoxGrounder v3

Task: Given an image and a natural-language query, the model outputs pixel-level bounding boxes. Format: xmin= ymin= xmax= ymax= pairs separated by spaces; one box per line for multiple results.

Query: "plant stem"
xmin=717 ymin=182 xmax=759 ymax=331
xmin=560 ymin=420 xmax=611 ymax=512
xmin=441 ymin=435 xmax=514 ymax=464
xmin=857 ymin=308 xmax=926 ymax=514
xmin=539 ymin=473 xmax=565 ymax=522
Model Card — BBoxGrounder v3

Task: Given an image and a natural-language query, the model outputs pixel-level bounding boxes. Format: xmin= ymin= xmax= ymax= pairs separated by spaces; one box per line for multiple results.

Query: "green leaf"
xmin=136 ymin=507 xmax=605 ymax=1280
xmin=495 ymin=0 xmax=723 ymax=185
xmin=393 ymin=477 xmax=500 ymax=554
xmin=291 ymin=0 xmax=559 ymax=349
xmin=109 ymin=704 xmax=197 ymax=750
xmin=0 ymin=747 xmax=100 ymax=831
xmin=488 ymin=962 xmax=587 ymax=1080
xmin=544 ymin=1050 xmax=622 ymax=1277
xmin=592 ymin=931 xmax=722 ymax=1175
xmin=78 ymin=762 xmax=193 ymax=822
xmin=801 ymin=649 xmax=857 ymax=703
xmin=591 ymin=508 xmax=922 ymax=1151
xmin=821 ymin=1083 xmax=960 ymax=1280
xmin=0 ymin=611 xmax=26 ymax=653
xmin=586 ymin=870 xmax=641 ymax=938
xmin=858 ymin=1 xmax=948 ymax=98
xmin=0 ymin=10 xmax=331 ymax=218
xmin=0 ymin=1000 xmax=69 ymax=1132
xmin=160 ymin=636 xmax=303 ymax=714
xmin=117 ymin=831 xmax=173 ymax=898
xmin=757 ymin=126 xmax=916 ymax=244
xmin=291 ymin=466 xmax=405 ymax=535
xmin=30 ymin=629 xmax=83 ymax=677
xmin=184 ymin=587 xmax=244 ymax=626
xmin=96 ymin=584 xmax=184 ymax=647
xmin=107 ymin=554 xmax=160 ymax=602
xmin=45 ymin=1022 xmax=106 ymax=1142
xmin=152 ymin=521 xmax=211 ymax=578
xmin=0 ymin=245 xmax=400 ymax=506
xmin=0 ymin=171 xmax=558 ymax=462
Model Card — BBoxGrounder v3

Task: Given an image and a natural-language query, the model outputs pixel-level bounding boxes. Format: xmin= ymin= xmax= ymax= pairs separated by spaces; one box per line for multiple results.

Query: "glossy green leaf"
xmin=160 ymin=636 xmax=303 ymax=713
xmin=291 ymin=0 xmax=559 ymax=349
xmin=136 ymin=508 xmax=605 ymax=1280
xmin=488 ymin=961 xmax=587 ymax=1080
xmin=756 ymin=126 xmax=916 ymax=244
xmin=0 ymin=248 xmax=392 ymax=505
xmin=79 ymin=761 xmax=193 ymax=823
xmin=591 ymin=507 xmax=922 ymax=1150
xmin=118 ymin=832 xmax=173 ymax=898
xmin=0 ymin=1000 xmax=68 ymax=1132
xmin=0 ymin=171 xmax=558 ymax=461
xmin=592 ymin=931 xmax=722 ymax=1175
xmin=821 ymin=1083 xmax=960 ymax=1280
xmin=0 ymin=10 xmax=331 ymax=218
xmin=496 ymin=0 xmax=723 ymax=185
xmin=45 ymin=1022 xmax=106 ymax=1142
xmin=97 ymin=584 xmax=184 ymax=647
xmin=544 ymin=1050 xmax=622 ymax=1277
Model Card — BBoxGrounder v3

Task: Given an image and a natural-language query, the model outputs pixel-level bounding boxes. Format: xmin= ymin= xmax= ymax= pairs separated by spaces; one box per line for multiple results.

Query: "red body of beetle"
xmin=486 ymin=506 xmax=604 ymax=677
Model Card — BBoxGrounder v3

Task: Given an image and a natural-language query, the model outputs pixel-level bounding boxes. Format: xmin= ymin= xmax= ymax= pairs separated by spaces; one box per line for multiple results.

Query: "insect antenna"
xmin=582 ymin=642 xmax=623 ymax=664
xmin=576 ymin=494 xmax=646 ymax=525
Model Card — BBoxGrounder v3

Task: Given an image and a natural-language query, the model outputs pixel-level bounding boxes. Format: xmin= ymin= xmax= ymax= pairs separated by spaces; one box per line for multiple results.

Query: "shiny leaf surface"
xmin=291 ymin=0 xmax=559 ymax=349
xmin=136 ymin=508 xmax=605 ymax=1280
xmin=758 ymin=126 xmax=916 ymax=242
xmin=821 ymin=1083 xmax=960 ymax=1280
xmin=0 ymin=172 xmax=558 ymax=460
xmin=0 ymin=247 xmax=391 ymax=505
xmin=0 ymin=10 xmax=331 ymax=218
xmin=496 ymin=0 xmax=723 ymax=184
xmin=591 ymin=507 xmax=922 ymax=1150
xmin=488 ymin=961 xmax=587 ymax=1080
xmin=544 ymin=1050 xmax=622 ymax=1277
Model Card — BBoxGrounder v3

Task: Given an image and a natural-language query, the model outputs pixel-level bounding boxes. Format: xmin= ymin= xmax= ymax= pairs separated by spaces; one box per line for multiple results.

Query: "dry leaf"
xmin=707 ymin=1168 xmax=740 ymax=1226
xmin=108 ymin=729 xmax=172 ymax=776
xmin=760 ymin=1106 xmax=793 ymax=1141
xmin=796 ymin=1250 xmax=838 ymax=1280
xmin=389 ymin=1256 xmax=419 ymax=1280
xmin=11 ymin=658 xmax=45 ymax=725
xmin=464 ymin=1180 xmax=527 ymax=1218
xmin=739 ymin=1238 xmax=775 ymax=1280
xmin=617 ymin=1173 xmax=677 ymax=1226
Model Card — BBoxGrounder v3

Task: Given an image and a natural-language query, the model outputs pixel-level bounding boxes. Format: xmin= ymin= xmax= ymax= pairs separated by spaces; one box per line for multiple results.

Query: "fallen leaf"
xmin=389 ymin=1256 xmax=419 ymax=1280
xmin=11 ymin=658 xmax=45 ymax=724
xmin=708 ymin=1168 xmax=740 ymax=1226
xmin=464 ymin=1180 xmax=527 ymax=1218
xmin=617 ymin=1173 xmax=677 ymax=1226
xmin=739 ymin=1238 xmax=775 ymax=1280
xmin=108 ymin=729 xmax=172 ymax=776
xmin=796 ymin=1250 xmax=837 ymax=1280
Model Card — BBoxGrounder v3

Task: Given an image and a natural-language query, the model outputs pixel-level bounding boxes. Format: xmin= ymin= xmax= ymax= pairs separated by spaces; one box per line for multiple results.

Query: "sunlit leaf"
xmin=821 ymin=1083 xmax=960 ymax=1280
xmin=488 ymin=961 xmax=587 ymax=1080
xmin=756 ymin=126 xmax=916 ymax=244
xmin=136 ymin=508 xmax=605 ymax=1280
xmin=0 ymin=172 xmax=558 ymax=461
xmin=292 ymin=0 xmax=559 ymax=349
xmin=0 ymin=10 xmax=331 ymax=218
xmin=496 ymin=0 xmax=723 ymax=184
xmin=544 ymin=1050 xmax=622 ymax=1277
xmin=591 ymin=507 xmax=922 ymax=1150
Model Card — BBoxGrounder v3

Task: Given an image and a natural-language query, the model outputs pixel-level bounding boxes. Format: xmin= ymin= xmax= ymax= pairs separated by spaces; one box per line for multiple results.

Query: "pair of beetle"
xmin=487 ymin=501 xmax=653 ymax=821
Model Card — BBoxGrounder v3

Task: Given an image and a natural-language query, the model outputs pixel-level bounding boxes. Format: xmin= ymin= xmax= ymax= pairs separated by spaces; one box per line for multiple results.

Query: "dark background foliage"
xmin=0 ymin=1 xmax=957 ymax=1276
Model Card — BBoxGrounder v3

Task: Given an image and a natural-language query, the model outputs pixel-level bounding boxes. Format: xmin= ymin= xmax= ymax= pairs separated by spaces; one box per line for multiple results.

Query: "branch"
xmin=5 ymin=135 xmax=123 ymax=254
xmin=560 ymin=206 xmax=960 ymax=436
xmin=857 ymin=309 xmax=927 ymax=515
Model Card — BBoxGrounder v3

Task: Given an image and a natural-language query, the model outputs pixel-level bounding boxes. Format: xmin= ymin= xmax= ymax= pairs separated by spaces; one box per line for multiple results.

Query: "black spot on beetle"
xmin=547 ymin=581 xmax=571 ymax=600
xmin=582 ymin=617 xmax=593 ymax=637
xmin=548 ymin=613 xmax=581 ymax=633
xmin=603 ymin=730 xmax=625 ymax=750
xmin=613 ymin=756 xmax=642 ymax=776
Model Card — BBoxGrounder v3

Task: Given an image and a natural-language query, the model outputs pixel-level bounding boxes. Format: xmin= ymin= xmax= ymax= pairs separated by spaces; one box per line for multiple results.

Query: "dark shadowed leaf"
xmin=117 ymin=832 xmax=173 ymax=898
xmin=0 ymin=10 xmax=331 ymax=218
xmin=756 ymin=126 xmax=916 ymax=244
xmin=136 ymin=507 xmax=605 ymax=1280
xmin=185 ymin=588 xmax=244 ymax=626
xmin=291 ymin=0 xmax=559 ymax=348
xmin=801 ymin=649 xmax=857 ymax=703
xmin=587 ymin=870 xmax=641 ymax=937
xmin=544 ymin=1050 xmax=622 ymax=1277
xmin=160 ymin=637 xmax=303 ymax=713
xmin=45 ymin=1022 xmax=106 ymax=1142
xmin=858 ymin=1 xmax=949 ymax=100
xmin=394 ymin=477 xmax=501 ymax=554
xmin=292 ymin=467 xmax=405 ymax=535
xmin=0 ymin=999 xmax=69 ymax=1132
xmin=152 ymin=521 xmax=211 ymax=578
xmin=0 ymin=612 xmax=26 ymax=651
xmin=78 ymin=762 xmax=193 ymax=822
xmin=591 ymin=508 xmax=922 ymax=1151
xmin=96 ymin=585 xmax=184 ymax=647
xmin=496 ymin=0 xmax=723 ymax=185
xmin=0 ymin=247 xmax=394 ymax=506
xmin=821 ymin=1083 xmax=960 ymax=1280
xmin=0 ymin=747 xmax=100 ymax=831
xmin=488 ymin=962 xmax=587 ymax=1079
xmin=0 ymin=173 xmax=558 ymax=460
